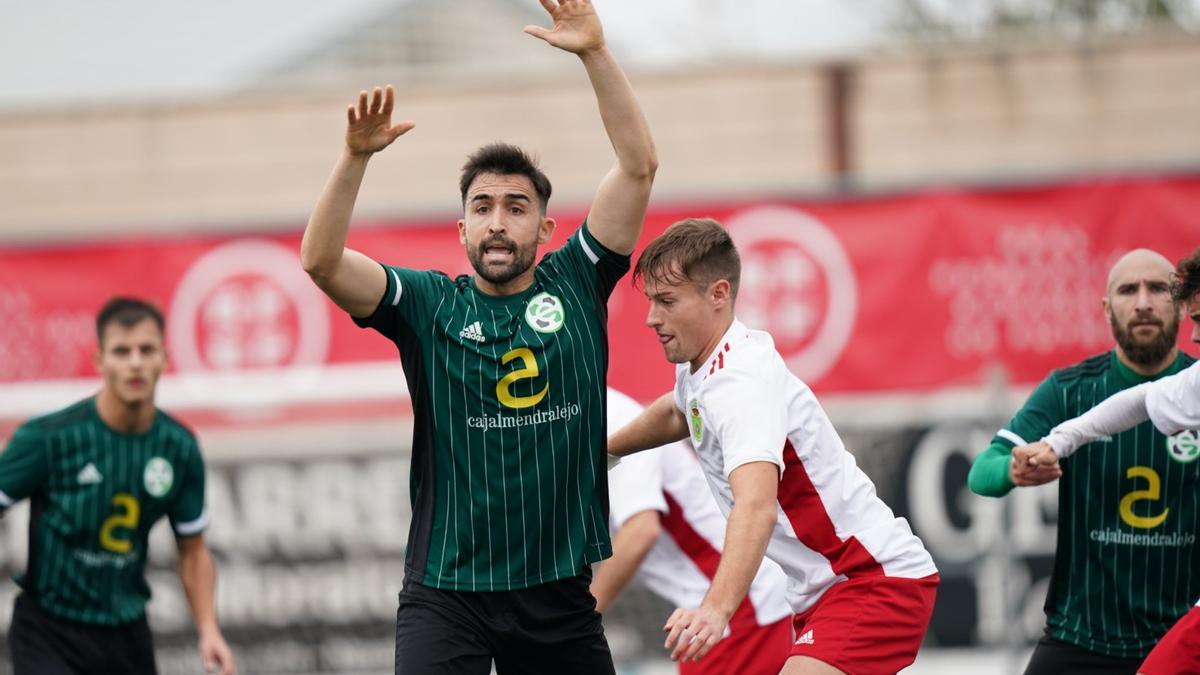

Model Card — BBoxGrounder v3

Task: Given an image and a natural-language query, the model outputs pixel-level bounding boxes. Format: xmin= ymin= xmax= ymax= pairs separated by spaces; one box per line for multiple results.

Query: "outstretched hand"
xmin=345 ymin=85 xmax=415 ymax=156
xmin=524 ymin=0 xmax=605 ymax=55
xmin=1010 ymin=442 xmax=1062 ymax=487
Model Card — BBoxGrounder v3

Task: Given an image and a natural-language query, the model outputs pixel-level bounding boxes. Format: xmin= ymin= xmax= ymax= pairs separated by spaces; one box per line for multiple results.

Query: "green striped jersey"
xmin=992 ymin=350 xmax=1199 ymax=658
xmin=0 ymin=397 xmax=208 ymax=625
xmin=356 ymin=224 xmax=626 ymax=591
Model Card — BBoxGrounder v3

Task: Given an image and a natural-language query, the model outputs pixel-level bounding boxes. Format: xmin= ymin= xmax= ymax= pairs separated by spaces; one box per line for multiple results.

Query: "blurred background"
xmin=1 ymin=0 xmax=1200 ymax=673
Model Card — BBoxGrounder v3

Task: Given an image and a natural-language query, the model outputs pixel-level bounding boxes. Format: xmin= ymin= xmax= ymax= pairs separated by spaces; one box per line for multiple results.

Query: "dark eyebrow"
xmin=470 ymin=193 xmax=531 ymax=204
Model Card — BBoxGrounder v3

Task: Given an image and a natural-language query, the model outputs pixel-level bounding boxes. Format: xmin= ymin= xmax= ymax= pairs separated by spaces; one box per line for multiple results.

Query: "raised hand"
xmin=524 ymin=0 xmax=605 ymax=55
xmin=345 ymin=85 xmax=415 ymax=156
xmin=1011 ymin=442 xmax=1062 ymax=487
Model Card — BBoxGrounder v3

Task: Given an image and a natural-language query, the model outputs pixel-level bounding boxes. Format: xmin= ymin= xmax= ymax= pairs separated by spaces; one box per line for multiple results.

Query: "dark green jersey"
xmin=0 ymin=398 xmax=208 ymax=625
xmin=992 ymin=350 xmax=1199 ymax=658
xmin=357 ymin=224 xmax=626 ymax=591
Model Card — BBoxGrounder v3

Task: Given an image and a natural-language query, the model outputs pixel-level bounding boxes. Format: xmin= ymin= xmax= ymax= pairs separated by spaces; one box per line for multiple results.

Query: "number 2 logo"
xmin=1119 ymin=466 xmax=1169 ymax=529
xmin=99 ymin=493 xmax=140 ymax=553
xmin=496 ymin=347 xmax=548 ymax=409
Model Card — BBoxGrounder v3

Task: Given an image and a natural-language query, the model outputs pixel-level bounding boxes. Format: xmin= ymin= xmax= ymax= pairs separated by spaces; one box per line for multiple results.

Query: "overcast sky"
xmin=0 ymin=0 xmax=897 ymax=109
xmin=1 ymin=0 xmax=1195 ymax=109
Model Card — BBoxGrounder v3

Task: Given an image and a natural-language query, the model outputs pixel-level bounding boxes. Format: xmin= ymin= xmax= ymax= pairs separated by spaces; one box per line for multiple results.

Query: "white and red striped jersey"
xmin=606 ymin=389 xmax=792 ymax=628
xmin=671 ymin=319 xmax=937 ymax=613
xmin=1147 ymin=359 xmax=1200 ymax=435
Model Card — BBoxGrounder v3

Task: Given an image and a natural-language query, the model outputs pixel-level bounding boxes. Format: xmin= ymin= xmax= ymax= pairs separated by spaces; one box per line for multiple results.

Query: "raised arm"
xmin=608 ymin=392 xmax=688 ymax=457
xmin=301 ymin=86 xmax=416 ymax=317
xmin=177 ymin=534 xmax=236 ymax=675
xmin=525 ymin=0 xmax=657 ymax=255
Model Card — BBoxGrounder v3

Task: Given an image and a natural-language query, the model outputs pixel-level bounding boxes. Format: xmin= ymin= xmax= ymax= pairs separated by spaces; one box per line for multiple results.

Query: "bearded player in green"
xmin=299 ymin=1 xmax=656 ymax=672
xmin=968 ymin=249 xmax=1197 ymax=675
xmin=0 ymin=298 xmax=234 ymax=675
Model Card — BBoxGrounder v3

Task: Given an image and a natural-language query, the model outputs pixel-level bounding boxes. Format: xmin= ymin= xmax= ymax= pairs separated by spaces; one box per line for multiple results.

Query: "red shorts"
xmin=789 ymin=573 xmax=939 ymax=675
xmin=679 ymin=616 xmax=792 ymax=675
xmin=1140 ymin=606 xmax=1200 ymax=675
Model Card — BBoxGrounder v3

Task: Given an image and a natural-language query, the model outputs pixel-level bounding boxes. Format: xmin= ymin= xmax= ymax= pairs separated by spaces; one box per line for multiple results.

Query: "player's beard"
xmin=1111 ymin=312 xmax=1179 ymax=366
xmin=468 ymin=234 xmax=537 ymax=286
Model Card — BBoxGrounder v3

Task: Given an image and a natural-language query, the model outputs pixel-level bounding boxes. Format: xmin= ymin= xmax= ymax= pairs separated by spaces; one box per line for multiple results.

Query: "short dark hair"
xmin=96 ymin=297 xmax=164 ymax=345
xmin=634 ymin=218 xmax=741 ymax=300
xmin=459 ymin=143 xmax=552 ymax=213
xmin=1174 ymin=247 xmax=1200 ymax=304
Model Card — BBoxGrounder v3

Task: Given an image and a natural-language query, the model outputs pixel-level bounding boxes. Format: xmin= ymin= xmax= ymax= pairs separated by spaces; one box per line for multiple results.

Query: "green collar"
xmin=465 ymin=276 xmax=540 ymax=310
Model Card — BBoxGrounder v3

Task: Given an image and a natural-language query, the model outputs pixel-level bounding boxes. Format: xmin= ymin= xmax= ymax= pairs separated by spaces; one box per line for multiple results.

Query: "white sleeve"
xmin=607 ymin=449 xmax=667 ymax=529
xmin=1146 ymin=361 xmax=1200 ymax=436
xmin=1043 ymin=384 xmax=1151 ymax=457
xmin=704 ymin=368 xmax=788 ymax=478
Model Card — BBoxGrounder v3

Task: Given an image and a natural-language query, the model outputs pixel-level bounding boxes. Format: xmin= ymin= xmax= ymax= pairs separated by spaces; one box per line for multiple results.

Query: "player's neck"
xmin=688 ymin=315 xmax=736 ymax=374
xmin=95 ymin=388 xmax=156 ymax=435
xmin=1115 ymin=346 xmax=1179 ymax=378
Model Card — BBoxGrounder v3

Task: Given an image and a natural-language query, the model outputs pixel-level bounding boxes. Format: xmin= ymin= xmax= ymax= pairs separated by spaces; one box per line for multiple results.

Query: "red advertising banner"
xmin=1 ymin=175 xmax=1197 ymax=411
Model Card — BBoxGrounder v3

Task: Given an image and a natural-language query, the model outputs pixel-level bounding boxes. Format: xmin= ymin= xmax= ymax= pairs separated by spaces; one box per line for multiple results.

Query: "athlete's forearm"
xmin=967 ymin=443 xmax=1016 ymax=497
xmin=701 ymin=491 xmax=775 ymax=621
xmin=579 ymin=46 xmax=656 ymax=179
xmin=608 ymin=393 xmax=687 ymax=457
xmin=1044 ymin=384 xmax=1151 ymax=458
xmin=177 ymin=537 xmax=222 ymax=638
xmin=301 ymin=148 xmax=371 ymax=280
xmin=590 ymin=510 xmax=660 ymax=613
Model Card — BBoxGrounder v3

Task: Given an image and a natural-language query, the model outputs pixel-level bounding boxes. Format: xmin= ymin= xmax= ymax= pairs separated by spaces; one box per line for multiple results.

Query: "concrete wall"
xmin=0 ymin=32 xmax=1197 ymax=242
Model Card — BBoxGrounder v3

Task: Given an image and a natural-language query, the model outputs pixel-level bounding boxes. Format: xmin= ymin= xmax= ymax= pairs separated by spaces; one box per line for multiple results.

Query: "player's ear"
xmin=92 ymin=346 xmax=103 ymax=373
xmin=710 ymin=279 xmax=731 ymax=309
xmin=457 ymin=219 xmax=467 ymax=246
xmin=1101 ymin=294 xmax=1112 ymax=320
xmin=538 ymin=217 xmax=556 ymax=244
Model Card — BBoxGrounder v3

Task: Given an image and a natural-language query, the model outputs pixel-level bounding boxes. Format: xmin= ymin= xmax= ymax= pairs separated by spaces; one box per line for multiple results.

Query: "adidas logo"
xmin=459 ymin=321 xmax=486 ymax=343
xmin=796 ymin=629 xmax=814 ymax=645
xmin=77 ymin=463 xmax=103 ymax=485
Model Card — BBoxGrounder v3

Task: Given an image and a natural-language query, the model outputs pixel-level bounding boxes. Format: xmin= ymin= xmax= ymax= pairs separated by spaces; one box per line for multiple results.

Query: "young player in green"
xmin=299 ymin=1 xmax=656 ymax=672
xmin=0 ymin=298 xmax=234 ymax=675
xmin=968 ymin=249 xmax=1197 ymax=675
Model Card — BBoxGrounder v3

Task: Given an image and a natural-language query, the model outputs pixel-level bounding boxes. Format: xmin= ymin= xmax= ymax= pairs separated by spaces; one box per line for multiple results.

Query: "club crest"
xmin=689 ymin=398 xmax=703 ymax=444
xmin=144 ymin=457 xmax=174 ymax=497
xmin=525 ymin=292 xmax=565 ymax=333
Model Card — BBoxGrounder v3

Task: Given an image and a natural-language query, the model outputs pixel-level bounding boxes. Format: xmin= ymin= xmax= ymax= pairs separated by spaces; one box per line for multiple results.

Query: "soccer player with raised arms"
xmin=968 ymin=248 xmax=1197 ymax=675
xmin=299 ymin=1 xmax=656 ymax=672
xmin=0 ymin=297 xmax=234 ymax=675
xmin=608 ymin=219 xmax=938 ymax=675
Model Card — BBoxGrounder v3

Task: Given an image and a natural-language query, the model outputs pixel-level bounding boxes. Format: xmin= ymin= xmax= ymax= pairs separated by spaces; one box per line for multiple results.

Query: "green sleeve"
xmin=968 ymin=373 xmax=1064 ymax=498
xmin=539 ymin=223 xmax=632 ymax=303
xmin=168 ymin=436 xmax=208 ymax=538
xmin=0 ymin=423 xmax=50 ymax=510
xmin=968 ymin=442 xmax=1016 ymax=497
xmin=353 ymin=264 xmax=444 ymax=339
